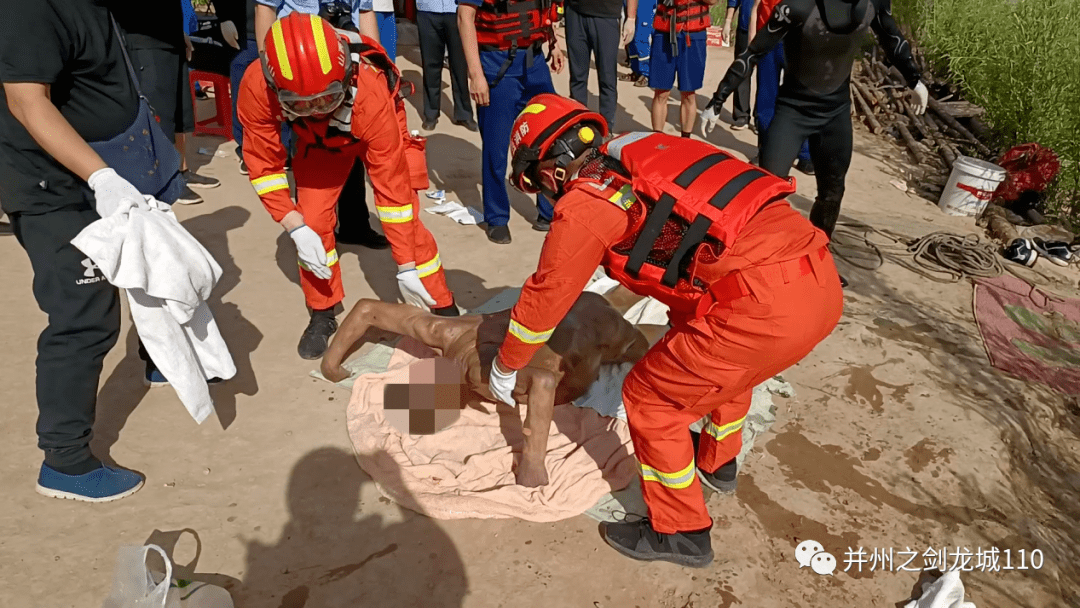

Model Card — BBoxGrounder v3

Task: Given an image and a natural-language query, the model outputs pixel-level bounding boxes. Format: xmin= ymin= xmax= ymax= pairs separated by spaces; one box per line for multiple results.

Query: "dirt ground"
xmin=2 ymin=27 xmax=1079 ymax=608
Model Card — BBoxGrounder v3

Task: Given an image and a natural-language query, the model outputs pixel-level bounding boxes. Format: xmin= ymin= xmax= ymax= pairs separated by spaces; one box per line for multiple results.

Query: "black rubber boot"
xmin=601 ymin=519 xmax=714 ymax=568
xmin=335 ymin=229 xmax=390 ymax=250
xmin=298 ymin=309 xmax=338 ymax=360
xmin=698 ymin=457 xmax=738 ymax=494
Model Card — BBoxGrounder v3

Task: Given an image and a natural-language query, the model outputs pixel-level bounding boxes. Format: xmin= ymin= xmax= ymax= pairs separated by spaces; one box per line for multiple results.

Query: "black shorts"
xmin=128 ymin=47 xmax=194 ymax=140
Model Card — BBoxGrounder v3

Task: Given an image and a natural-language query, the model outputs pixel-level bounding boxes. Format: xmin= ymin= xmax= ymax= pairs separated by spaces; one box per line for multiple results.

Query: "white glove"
xmin=911 ymin=81 xmax=929 ymax=115
xmin=87 ymin=167 xmax=145 ymax=218
xmin=289 ymin=225 xmax=332 ymax=280
xmin=620 ymin=19 xmax=636 ymax=47
xmin=220 ymin=20 xmax=241 ymax=50
xmin=489 ymin=359 xmax=518 ymax=406
xmin=397 ymin=268 xmax=437 ymax=308
xmin=699 ymin=103 xmax=722 ymax=137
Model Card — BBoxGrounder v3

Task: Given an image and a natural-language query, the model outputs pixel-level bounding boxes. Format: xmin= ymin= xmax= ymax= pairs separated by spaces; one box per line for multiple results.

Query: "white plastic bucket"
xmin=938 ymin=155 xmax=1007 ymax=217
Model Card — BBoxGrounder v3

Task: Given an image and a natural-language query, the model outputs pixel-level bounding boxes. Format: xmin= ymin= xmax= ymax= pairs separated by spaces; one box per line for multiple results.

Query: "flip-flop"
xmin=1031 ymin=237 xmax=1072 ymax=266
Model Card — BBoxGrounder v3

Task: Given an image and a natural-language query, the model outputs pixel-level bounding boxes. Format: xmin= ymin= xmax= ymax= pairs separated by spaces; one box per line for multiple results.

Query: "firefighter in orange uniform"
xmin=488 ymin=94 xmax=844 ymax=566
xmin=239 ymin=13 xmax=459 ymax=359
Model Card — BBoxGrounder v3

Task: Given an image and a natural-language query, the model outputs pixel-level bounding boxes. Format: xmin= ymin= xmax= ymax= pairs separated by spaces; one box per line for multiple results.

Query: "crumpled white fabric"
xmin=71 ymin=197 xmax=235 ymax=423
xmin=905 ymin=571 xmax=977 ymax=608
xmin=424 ymin=200 xmax=483 ymax=225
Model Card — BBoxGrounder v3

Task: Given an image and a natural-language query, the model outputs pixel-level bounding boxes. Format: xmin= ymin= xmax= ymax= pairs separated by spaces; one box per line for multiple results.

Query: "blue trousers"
xmin=377 ymin=12 xmax=397 ymax=61
xmin=476 ymin=47 xmax=555 ymax=226
xmin=230 ymin=37 xmax=260 ymax=154
xmin=755 ymin=43 xmax=809 ymax=163
xmin=628 ymin=0 xmax=655 ymax=77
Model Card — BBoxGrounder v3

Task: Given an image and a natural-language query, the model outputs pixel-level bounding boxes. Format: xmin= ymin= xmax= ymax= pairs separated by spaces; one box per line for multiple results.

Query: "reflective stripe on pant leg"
xmin=696 ymin=389 xmax=752 ymax=473
xmin=413 ymin=222 xmax=454 ymax=308
xmin=298 ymin=226 xmax=344 ymax=311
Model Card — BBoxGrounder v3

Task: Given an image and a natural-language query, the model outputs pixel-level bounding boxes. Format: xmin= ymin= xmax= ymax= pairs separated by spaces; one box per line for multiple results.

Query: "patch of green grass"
xmin=894 ymin=0 xmax=1080 ymax=220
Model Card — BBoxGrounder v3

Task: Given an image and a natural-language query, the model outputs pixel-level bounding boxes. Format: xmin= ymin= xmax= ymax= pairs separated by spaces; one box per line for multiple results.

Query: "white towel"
xmin=905 ymin=571 xmax=976 ymax=608
xmin=424 ymin=200 xmax=483 ymax=225
xmin=71 ymin=198 xmax=235 ymax=424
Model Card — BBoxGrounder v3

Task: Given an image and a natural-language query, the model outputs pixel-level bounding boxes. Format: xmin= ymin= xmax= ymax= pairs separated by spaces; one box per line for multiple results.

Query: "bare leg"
xmin=321 ymin=299 xmax=457 ymax=381
xmin=175 ymin=133 xmax=188 ymax=171
xmin=680 ymin=91 xmax=697 ymax=135
xmin=651 ymin=89 xmax=671 ymax=132
xmin=513 ymin=368 xmax=557 ymax=487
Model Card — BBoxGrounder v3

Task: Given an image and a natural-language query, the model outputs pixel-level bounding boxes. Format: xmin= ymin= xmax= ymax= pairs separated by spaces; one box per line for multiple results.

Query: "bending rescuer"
xmin=488 ymin=93 xmax=844 ymax=566
xmin=238 ymin=13 xmax=460 ymax=359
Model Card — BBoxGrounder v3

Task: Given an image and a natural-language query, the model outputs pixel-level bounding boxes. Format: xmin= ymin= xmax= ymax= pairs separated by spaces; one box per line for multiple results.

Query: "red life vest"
xmin=475 ymin=0 xmax=558 ymax=52
xmin=654 ymin=0 xmax=712 ymax=36
xmin=570 ymin=132 xmax=796 ymax=308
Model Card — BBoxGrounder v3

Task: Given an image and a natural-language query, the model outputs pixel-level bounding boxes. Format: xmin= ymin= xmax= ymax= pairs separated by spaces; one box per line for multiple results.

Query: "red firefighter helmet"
xmin=508 ymin=94 xmax=609 ymax=195
xmin=262 ymin=13 xmax=353 ymax=118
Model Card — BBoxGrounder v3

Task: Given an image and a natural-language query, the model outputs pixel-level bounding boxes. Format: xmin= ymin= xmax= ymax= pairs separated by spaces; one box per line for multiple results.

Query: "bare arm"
xmin=3 ymin=82 xmax=107 ymax=181
xmin=457 ymin=5 xmax=483 ymax=82
xmin=357 ymin=10 xmax=380 ymax=42
xmin=254 ymin=3 xmax=276 ymax=53
xmin=749 ymin=0 xmax=762 ymax=40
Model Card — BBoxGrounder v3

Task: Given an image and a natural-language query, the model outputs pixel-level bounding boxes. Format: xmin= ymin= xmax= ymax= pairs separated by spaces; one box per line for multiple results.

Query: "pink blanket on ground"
xmin=345 ymin=338 xmax=639 ymax=521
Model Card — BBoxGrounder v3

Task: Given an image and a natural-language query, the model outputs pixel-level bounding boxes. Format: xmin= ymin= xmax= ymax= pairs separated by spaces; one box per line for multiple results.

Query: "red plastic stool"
xmin=189 ymin=70 xmax=232 ymax=138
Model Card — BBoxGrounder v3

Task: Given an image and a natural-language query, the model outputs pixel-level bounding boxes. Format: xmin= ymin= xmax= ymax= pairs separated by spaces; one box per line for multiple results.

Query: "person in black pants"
xmin=701 ymin=0 xmax=928 ymax=286
xmin=0 ymin=0 xmax=157 ymax=502
xmin=564 ymin=0 xmax=637 ymax=130
xmin=416 ymin=0 xmax=476 ymax=131
xmin=719 ymin=0 xmax=754 ymax=129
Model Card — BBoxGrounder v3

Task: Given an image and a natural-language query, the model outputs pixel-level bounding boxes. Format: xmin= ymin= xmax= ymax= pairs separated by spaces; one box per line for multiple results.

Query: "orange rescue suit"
xmin=496 ymin=139 xmax=844 ymax=533
xmin=237 ymin=56 xmax=453 ymax=311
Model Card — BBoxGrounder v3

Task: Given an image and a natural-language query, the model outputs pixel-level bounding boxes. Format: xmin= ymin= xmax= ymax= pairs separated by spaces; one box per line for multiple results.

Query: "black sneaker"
xmin=730 ymin=119 xmax=749 ymax=131
xmin=486 ymin=224 xmax=511 ymax=244
xmin=1031 ymin=237 xmax=1071 ymax=266
xmin=297 ymin=310 xmax=338 ymax=360
xmin=452 ymin=118 xmax=479 ymax=132
xmin=601 ymin=519 xmax=714 ymax=568
xmin=698 ymin=458 xmax=738 ymax=494
xmin=633 ymin=75 xmax=649 ymax=87
xmin=422 ymin=118 xmax=438 ymax=131
xmin=335 ymin=229 xmax=390 ymax=250
xmin=175 ymin=185 xmax=204 ymax=205
xmin=533 ymin=216 xmax=551 ymax=232
xmin=239 ymin=158 xmax=248 ymax=175
xmin=794 ymin=157 xmax=816 ymax=175
xmin=181 ymin=170 xmax=221 ymax=189
xmin=840 ymin=275 xmax=849 ymax=288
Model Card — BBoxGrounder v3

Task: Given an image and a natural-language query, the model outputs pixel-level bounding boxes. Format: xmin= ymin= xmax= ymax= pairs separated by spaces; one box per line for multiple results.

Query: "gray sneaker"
xmin=175 ymin=185 xmax=203 ymax=205
xmin=181 ymin=170 xmax=220 ymax=189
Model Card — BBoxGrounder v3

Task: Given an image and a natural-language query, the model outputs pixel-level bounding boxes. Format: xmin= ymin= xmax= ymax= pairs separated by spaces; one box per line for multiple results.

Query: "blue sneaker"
xmin=36 ymin=463 xmax=144 ymax=503
xmin=145 ymin=361 xmax=169 ymax=388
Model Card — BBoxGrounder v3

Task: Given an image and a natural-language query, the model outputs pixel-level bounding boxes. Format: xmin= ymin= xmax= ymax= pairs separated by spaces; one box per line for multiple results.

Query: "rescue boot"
xmin=601 ymin=519 xmax=714 ymax=568
xmin=298 ymin=309 xmax=338 ymax=360
xmin=697 ymin=457 xmax=738 ymax=494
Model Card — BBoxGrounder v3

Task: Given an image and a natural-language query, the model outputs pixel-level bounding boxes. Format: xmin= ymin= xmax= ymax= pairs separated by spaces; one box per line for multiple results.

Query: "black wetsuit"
xmin=706 ymin=0 xmax=920 ymax=237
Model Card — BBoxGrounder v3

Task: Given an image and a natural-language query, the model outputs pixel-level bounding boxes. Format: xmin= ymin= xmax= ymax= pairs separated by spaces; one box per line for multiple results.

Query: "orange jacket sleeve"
xmin=496 ymin=188 xmax=630 ymax=371
xmin=236 ymin=62 xmax=293 ymax=223
xmin=351 ymin=63 xmax=419 ymax=266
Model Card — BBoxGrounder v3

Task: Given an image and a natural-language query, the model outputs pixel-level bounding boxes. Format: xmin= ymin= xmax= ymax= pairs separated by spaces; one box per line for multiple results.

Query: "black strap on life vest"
xmin=625 ymin=154 xmax=771 ymax=287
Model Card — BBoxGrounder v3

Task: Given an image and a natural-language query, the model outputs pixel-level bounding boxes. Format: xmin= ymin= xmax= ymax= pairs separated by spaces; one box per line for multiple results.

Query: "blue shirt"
xmin=726 ymin=0 xmax=754 ymax=31
xmin=181 ymin=0 xmax=198 ymax=35
xmin=416 ymin=0 xmax=458 ymax=12
xmin=456 ymin=0 xmax=483 ymax=7
xmin=256 ymin=0 xmax=363 ymax=18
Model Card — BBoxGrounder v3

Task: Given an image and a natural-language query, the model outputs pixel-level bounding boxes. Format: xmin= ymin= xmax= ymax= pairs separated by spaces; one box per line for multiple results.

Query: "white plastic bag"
xmin=101 ymin=544 xmax=234 ymax=608
xmin=101 ymin=545 xmax=175 ymax=608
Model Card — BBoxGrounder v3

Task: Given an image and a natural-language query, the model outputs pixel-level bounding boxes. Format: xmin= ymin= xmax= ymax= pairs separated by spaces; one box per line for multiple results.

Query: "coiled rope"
xmin=830 ymin=224 xmax=1062 ymax=286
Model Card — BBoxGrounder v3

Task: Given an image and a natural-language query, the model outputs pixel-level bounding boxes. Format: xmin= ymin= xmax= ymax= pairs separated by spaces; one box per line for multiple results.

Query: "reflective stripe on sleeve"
xmin=507 ymin=319 xmax=554 ymax=345
xmin=416 ymin=253 xmax=442 ymax=278
xmin=251 ymin=173 xmax=290 ymax=196
xmin=703 ymin=416 xmax=746 ymax=443
xmin=639 ymin=460 xmax=697 ymax=490
xmin=376 ymin=204 xmax=414 ymax=223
